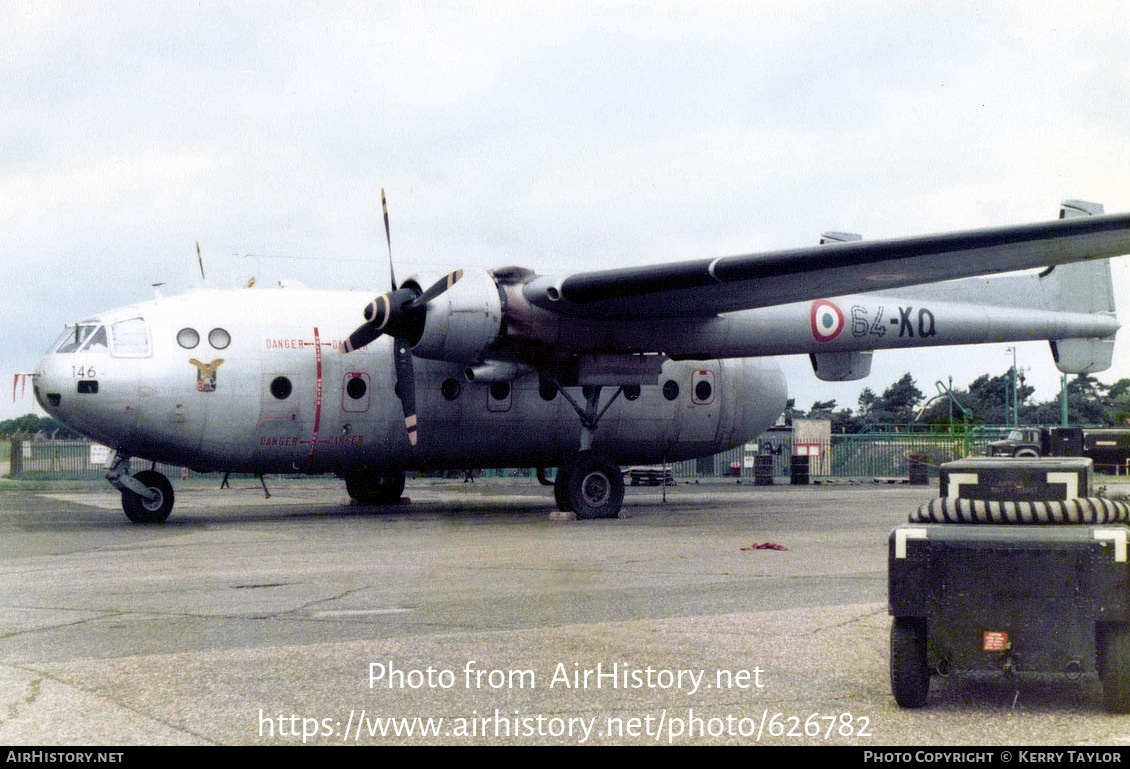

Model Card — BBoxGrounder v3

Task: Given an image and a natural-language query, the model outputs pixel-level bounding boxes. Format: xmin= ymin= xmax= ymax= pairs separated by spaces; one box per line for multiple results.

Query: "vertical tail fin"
xmin=1046 ymin=200 xmax=1117 ymax=373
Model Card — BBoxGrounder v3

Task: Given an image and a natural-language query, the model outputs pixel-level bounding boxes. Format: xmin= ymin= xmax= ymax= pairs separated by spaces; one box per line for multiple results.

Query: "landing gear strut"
xmin=547 ymin=381 xmax=627 ymax=519
xmin=106 ymin=452 xmax=174 ymax=524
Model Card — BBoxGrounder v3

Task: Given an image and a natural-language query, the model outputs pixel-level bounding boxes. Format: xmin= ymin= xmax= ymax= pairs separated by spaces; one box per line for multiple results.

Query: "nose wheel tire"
xmin=560 ymin=452 xmax=624 ymax=519
xmin=121 ymin=470 xmax=175 ymax=524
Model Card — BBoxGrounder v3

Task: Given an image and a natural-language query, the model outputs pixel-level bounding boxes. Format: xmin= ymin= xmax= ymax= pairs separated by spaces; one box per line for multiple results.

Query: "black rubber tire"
xmin=553 ymin=464 xmax=574 ymax=512
xmin=121 ymin=470 xmax=174 ymax=524
xmin=890 ymin=617 xmax=930 ymax=708
xmin=346 ymin=472 xmax=406 ymax=506
xmin=1099 ymin=623 xmax=1130 ymax=713
xmin=912 ymin=497 xmax=1130 ymax=525
xmin=564 ymin=452 xmax=624 ymax=520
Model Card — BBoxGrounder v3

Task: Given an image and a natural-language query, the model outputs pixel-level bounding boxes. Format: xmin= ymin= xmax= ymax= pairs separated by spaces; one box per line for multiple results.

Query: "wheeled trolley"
xmin=888 ymin=458 xmax=1130 ymax=711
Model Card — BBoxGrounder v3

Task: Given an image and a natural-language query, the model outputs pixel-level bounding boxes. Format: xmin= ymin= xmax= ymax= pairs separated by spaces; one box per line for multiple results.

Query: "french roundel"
xmin=810 ymin=300 xmax=845 ymax=342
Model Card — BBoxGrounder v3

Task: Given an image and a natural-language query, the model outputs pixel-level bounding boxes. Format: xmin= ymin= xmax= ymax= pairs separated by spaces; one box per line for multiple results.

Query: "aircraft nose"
xmin=33 ymin=354 xmax=69 ymax=418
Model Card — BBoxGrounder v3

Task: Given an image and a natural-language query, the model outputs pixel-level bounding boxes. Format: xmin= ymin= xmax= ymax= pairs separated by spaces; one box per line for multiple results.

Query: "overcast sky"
xmin=4 ymin=1 xmax=1130 ymax=422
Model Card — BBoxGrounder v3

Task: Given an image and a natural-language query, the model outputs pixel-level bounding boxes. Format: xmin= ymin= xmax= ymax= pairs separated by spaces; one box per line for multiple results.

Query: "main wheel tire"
xmin=1099 ymin=623 xmax=1130 ymax=713
xmin=553 ymin=464 xmax=574 ymax=512
xmin=121 ymin=470 xmax=174 ymax=524
xmin=564 ymin=452 xmax=624 ymax=520
xmin=890 ymin=617 xmax=930 ymax=708
xmin=1015 ymin=448 xmax=1039 ymax=458
xmin=346 ymin=472 xmax=406 ymax=506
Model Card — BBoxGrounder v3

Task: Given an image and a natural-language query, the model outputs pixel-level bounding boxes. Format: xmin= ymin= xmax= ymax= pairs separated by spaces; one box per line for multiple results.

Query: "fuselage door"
xmin=677 ymin=367 xmax=721 ymax=444
xmin=691 ymin=369 xmax=716 ymax=405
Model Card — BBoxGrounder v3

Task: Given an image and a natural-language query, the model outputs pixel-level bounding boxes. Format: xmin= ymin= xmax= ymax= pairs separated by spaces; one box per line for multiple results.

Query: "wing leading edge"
xmin=523 ymin=212 xmax=1130 ymax=320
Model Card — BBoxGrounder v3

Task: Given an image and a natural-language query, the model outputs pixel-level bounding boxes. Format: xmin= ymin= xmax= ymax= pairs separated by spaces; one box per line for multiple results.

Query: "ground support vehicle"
xmin=625 ymin=466 xmax=676 ymax=486
xmin=988 ymin=427 xmax=1130 ymax=474
xmin=888 ymin=458 xmax=1130 ymax=711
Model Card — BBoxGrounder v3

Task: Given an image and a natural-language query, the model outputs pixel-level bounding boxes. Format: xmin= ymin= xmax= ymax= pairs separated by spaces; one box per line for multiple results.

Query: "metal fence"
xmin=6 ymin=438 xmax=188 ymax=480
xmin=669 ymin=427 xmax=1015 ymax=481
xmin=7 ymin=428 xmax=1014 ymax=482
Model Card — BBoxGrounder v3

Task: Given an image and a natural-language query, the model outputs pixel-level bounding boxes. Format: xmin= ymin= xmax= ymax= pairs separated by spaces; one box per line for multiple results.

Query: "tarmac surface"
xmin=0 ymin=477 xmax=1128 ymax=746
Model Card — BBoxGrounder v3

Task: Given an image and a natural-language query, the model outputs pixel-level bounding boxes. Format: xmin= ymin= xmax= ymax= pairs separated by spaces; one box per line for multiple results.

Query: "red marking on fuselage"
xmin=264 ymin=338 xmax=303 ymax=350
xmin=306 ymin=327 xmax=324 ymax=467
xmin=264 ymin=337 xmax=341 ymax=351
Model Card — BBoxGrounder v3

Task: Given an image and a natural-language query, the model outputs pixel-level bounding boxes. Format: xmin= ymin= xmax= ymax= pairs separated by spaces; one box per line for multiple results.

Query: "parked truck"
xmin=987 ymin=427 xmax=1130 ymax=473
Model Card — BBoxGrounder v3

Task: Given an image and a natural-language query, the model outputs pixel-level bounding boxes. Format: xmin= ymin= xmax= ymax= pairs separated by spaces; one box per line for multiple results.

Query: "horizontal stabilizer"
xmin=1050 ymin=338 xmax=1115 ymax=374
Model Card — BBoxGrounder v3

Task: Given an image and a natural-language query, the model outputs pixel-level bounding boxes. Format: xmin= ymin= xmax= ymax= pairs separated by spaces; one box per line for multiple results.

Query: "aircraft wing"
xmin=523 ymin=212 xmax=1130 ymax=319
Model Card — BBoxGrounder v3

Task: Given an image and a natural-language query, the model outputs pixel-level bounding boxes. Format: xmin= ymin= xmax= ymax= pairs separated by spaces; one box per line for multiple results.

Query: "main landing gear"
xmin=547 ymin=382 xmax=627 ymax=520
xmin=106 ymin=452 xmax=175 ymax=524
xmin=344 ymin=471 xmax=407 ymax=506
xmin=554 ymin=451 xmax=625 ymax=519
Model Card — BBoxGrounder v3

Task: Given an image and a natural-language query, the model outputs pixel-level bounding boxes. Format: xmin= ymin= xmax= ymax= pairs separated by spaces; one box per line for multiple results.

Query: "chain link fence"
xmin=6 ymin=438 xmax=188 ymax=480
xmin=8 ymin=429 xmax=1015 ymax=483
xmin=669 ymin=428 xmax=1014 ymax=481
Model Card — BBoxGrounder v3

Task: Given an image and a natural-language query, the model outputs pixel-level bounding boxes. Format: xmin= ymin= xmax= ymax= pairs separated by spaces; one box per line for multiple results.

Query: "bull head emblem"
xmin=188 ymin=358 xmax=225 ymax=392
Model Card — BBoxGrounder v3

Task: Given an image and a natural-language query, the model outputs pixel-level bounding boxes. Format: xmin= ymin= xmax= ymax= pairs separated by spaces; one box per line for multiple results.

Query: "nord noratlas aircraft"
xmin=31 ymin=198 xmax=1130 ymax=522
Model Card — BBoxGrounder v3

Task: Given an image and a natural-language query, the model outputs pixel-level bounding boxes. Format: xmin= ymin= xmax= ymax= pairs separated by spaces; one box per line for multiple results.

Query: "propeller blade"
xmin=394 ymin=342 xmax=418 ymax=446
xmin=382 ymin=187 xmax=395 ymax=291
xmin=408 ymin=269 xmax=464 ymax=310
xmin=342 ymin=323 xmax=382 ymax=354
xmin=342 ymin=294 xmax=392 ymax=353
xmin=349 ymin=188 xmax=418 ymax=447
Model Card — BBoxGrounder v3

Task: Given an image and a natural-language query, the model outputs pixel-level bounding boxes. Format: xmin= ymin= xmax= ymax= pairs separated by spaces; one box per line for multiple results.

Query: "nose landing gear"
xmin=106 ymin=452 xmax=175 ymax=524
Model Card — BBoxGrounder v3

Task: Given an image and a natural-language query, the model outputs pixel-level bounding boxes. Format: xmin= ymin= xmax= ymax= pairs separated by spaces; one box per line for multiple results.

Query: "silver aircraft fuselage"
xmin=33 ymin=288 xmax=787 ymax=475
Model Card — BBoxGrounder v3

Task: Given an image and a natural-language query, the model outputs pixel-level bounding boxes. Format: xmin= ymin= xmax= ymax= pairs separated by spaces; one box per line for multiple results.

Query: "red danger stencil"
xmin=983 ymin=631 xmax=1009 ymax=652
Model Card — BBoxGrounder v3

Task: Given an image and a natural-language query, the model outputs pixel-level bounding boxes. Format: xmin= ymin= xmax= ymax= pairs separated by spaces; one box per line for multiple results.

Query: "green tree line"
xmin=0 ymin=414 xmax=80 ymax=439
xmin=789 ymin=371 xmax=1130 ymax=433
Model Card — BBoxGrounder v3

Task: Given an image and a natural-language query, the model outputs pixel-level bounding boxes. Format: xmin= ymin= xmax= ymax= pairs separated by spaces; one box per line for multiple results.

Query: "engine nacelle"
xmin=409 ymin=269 xmax=504 ymax=363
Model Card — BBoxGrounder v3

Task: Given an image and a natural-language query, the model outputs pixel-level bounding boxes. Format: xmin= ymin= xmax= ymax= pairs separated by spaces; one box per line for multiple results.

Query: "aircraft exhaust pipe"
xmin=464 ymin=361 xmax=535 ymax=383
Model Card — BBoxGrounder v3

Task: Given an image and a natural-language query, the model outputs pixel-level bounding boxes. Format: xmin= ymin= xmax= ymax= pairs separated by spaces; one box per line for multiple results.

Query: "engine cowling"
xmin=408 ymin=269 xmax=504 ymax=363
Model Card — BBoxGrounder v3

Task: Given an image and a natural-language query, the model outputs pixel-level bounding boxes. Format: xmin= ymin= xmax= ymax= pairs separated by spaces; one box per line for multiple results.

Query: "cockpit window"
xmin=53 ymin=324 xmax=101 ymax=354
xmin=81 ymin=326 xmax=109 ymax=352
xmin=111 ymin=317 xmax=151 ymax=357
